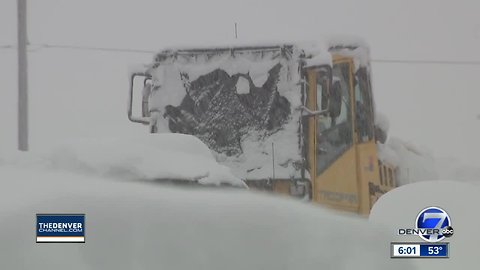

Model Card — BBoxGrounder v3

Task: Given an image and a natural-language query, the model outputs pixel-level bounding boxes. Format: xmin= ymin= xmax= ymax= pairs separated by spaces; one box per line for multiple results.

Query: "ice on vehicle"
xmin=137 ymin=39 xmax=370 ymax=181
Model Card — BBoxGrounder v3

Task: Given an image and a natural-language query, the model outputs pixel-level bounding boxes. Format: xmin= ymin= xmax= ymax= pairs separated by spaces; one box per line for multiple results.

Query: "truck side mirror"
xmin=128 ymin=73 xmax=152 ymax=125
xmin=142 ymin=78 xmax=153 ymax=117
xmin=329 ymin=80 xmax=342 ymax=119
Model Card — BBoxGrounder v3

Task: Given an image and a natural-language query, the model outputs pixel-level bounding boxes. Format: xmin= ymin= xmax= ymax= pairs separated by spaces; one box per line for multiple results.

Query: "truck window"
xmin=315 ymin=62 xmax=353 ymax=175
xmin=354 ymin=67 xmax=374 ymax=142
xmin=316 ymin=70 xmax=331 ymax=131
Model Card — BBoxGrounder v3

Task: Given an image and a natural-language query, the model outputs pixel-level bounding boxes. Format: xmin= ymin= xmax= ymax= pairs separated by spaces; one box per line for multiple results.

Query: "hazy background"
xmin=1 ymin=0 xmax=479 ymax=166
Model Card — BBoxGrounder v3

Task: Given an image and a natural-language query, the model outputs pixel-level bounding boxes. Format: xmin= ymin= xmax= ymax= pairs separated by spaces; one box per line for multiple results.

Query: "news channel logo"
xmin=36 ymin=214 xmax=85 ymax=243
xmin=398 ymin=207 xmax=454 ymax=242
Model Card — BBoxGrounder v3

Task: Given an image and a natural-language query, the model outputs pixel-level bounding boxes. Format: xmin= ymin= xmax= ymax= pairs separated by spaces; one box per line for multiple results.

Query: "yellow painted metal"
xmin=313 ymin=147 xmax=360 ymax=212
xmin=305 ymin=54 xmax=394 ymax=215
xmin=272 ymin=180 xmax=291 ymax=195
xmin=306 ymin=69 xmax=318 ymax=198
xmin=355 ymin=140 xmax=381 ymax=215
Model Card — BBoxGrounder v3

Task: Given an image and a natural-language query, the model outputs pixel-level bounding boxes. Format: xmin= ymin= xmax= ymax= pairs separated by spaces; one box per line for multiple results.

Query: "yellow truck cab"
xmin=128 ymin=39 xmax=397 ymax=215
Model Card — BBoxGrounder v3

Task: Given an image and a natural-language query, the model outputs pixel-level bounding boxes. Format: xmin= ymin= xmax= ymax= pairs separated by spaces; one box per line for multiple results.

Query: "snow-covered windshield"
xmin=147 ymin=47 xmax=305 ymax=180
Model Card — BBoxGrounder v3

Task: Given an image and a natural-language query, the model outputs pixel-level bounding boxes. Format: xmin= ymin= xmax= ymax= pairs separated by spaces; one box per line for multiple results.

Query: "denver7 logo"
xmin=416 ymin=207 xmax=451 ymax=242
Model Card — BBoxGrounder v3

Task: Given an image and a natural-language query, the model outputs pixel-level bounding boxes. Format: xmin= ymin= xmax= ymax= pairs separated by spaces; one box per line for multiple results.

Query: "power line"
xmin=371 ymin=58 xmax=480 ymax=66
xmin=0 ymin=43 xmax=156 ymax=54
xmin=3 ymin=43 xmax=480 ymax=66
xmin=40 ymin=43 xmax=156 ymax=54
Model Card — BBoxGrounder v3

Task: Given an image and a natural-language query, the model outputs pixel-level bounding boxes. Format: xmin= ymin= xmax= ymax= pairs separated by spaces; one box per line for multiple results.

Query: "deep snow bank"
xmin=377 ymin=137 xmax=438 ymax=185
xmin=1 ymin=133 xmax=245 ymax=187
xmin=378 ymin=136 xmax=480 ymax=186
xmin=0 ymin=167 xmax=414 ymax=270
xmin=370 ymin=180 xmax=479 ymax=269
xmin=435 ymin=158 xmax=480 ymax=186
xmin=376 ymin=112 xmax=480 ymax=186
xmin=375 ymin=110 xmax=439 ymax=185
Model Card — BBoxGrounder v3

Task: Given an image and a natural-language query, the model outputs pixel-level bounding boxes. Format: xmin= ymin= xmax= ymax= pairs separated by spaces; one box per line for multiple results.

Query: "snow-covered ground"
xmin=0 ymin=166 xmax=414 ymax=270
xmin=1 ymin=133 xmax=246 ymax=187
xmin=370 ymin=180 xmax=480 ymax=269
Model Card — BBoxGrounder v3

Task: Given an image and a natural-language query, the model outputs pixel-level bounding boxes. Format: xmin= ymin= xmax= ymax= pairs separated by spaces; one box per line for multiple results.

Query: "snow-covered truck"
xmin=127 ymin=39 xmax=397 ymax=215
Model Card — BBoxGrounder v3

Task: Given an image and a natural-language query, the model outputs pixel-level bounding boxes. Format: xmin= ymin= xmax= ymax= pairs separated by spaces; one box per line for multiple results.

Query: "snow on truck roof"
xmin=149 ymin=37 xmax=370 ymax=68
xmin=153 ymin=36 xmax=369 ymax=55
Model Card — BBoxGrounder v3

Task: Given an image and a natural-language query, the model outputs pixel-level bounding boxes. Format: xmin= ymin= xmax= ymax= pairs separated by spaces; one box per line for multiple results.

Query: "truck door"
xmin=353 ymin=66 xmax=384 ymax=214
xmin=306 ymin=57 xmax=360 ymax=212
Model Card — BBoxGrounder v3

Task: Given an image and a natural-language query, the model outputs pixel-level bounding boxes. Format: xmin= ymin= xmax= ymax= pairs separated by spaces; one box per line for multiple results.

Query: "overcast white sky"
xmin=1 ymin=0 xmax=480 ymax=166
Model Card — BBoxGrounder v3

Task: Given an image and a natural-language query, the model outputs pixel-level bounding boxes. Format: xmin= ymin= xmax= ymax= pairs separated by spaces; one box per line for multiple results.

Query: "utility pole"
xmin=272 ymin=142 xmax=275 ymax=180
xmin=17 ymin=0 xmax=28 ymax=151
xmin=234 ymin=22 xmax=238 ymax=39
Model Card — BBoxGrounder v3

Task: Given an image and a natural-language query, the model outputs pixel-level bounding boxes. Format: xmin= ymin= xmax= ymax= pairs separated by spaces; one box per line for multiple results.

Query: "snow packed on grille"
xmin=0 ymin=134 xmax=245 ymax=187
xmin=375 ymin=112 xmax=480 ymax=187
xmin=377 ymin=136 xmax=438 ymax=186
xmin=138 ymin=40 xmax=370 ymax=180
xmin=0 ymin=166 xmax=415 ymax=270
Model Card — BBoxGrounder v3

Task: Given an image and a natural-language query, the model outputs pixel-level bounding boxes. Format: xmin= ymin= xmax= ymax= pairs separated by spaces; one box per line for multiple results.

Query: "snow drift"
xmin=1 ymin=133 xmax=245 ymax=187
xmin=0 ymin=166 xmax=414 ymax=270
xmin=375 ymin=111 xmax=480 ymax=186
xmin=377 ymin=136 xmax=438 ymax=185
